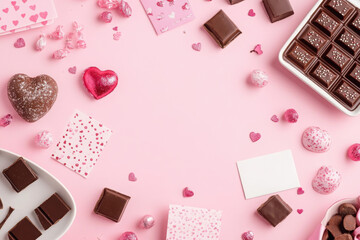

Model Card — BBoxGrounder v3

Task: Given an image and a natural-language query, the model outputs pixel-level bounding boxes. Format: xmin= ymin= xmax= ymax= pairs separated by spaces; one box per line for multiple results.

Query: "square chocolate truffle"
xmin=334 ymin=81 xmax=360 ymax=107
xmin=94 ymin=188 xmax=130 ymax=222
xmin=322 ymin=45 xmax=351 ymax=72
xmin=35 ymin=193 xmax=71 ymax=230
xmin=298 ymin=25 xmax=328 ymax=54
xmin=349 ymin=13 xmax=360 ymax=35
xmin=3 ymin=157 xmax=38 ymax=193
xmin=229 ymin=0 xmax=243 ymax=5
xmin=204 ymin=10 xmax=241 ymax=48
xmin=257 ymin=195 xmax=292 ymax=227
xmin=312 ymin=10 xmax=340 ymax=37
xmin=335 ymin=29 xmax=360 ymax=55
xmin=286 ymin=42 xmax=315 ymax=71
xmin=346 ymin=63 xmax=360 ymax=88
xmin=310 ymin=61 xmax=339 ymax=88
xmin=8 ymin=217 xmax=42 ymax=240
xmin=263 ymin=0 xmax=294 ymax=23
xmin=324 ymin=0 xmax=354 ymax=21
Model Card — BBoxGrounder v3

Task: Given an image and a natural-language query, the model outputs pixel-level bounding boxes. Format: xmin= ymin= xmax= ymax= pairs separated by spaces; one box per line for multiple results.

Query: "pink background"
xmin=1 ymin=0 xmax=360 ymax=239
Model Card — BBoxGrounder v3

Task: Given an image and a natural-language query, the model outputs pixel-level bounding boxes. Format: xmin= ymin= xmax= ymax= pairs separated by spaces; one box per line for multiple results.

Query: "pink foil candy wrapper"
xmin=307 ymin=198 xmax=359 ymax=240
xmin=35 ymin=34 xmax=46 ymax=51
xmin=97 ymin=0 xmax=120 ymax=9
xmin=48 ymin=25 xmax=64 ymax=40
xmin=53 ymin=48 xmax=70 ymax=59
xmin=119 ymin=0 xmax=132 ymax=17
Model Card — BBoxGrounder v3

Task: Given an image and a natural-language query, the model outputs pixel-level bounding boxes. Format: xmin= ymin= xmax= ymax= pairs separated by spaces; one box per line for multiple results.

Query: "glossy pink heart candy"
xmin=83 ymin=66 xmax=118 ymax=100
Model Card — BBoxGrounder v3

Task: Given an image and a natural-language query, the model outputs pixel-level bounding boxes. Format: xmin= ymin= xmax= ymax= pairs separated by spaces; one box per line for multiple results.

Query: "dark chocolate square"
xmin=35 ymin=193 xmax=71 ymax=230
xmin=286 ymin=42 xmax=315 ymax=71
xmin=204 ymin=10 xmax=241 ymax=48
xmin=346 ymin=63 xmax=360 ymax=88
xmin=312 ymin=10 xmax=340 ymax=36
xmin=348 ymin=13 xmax=360 ymax=35
xmin=257 ymin=195 xmax=292 ymax=227
xmin=3 ymin=157 xmax=38 ymax=193
xmin=334 ymin=81 xmax=360 ymax=106
xmin=324 ymin=0 xmax=354 ymax=20
xmin=298 ymin=25 xmax=328 ymax=53
xmin=322 ymin=45 xmax=351 ymax=72
xmin=335 ymin=29 xmax=360 ymax=55
xmin=310 ymin=61 xmax=339 ymax=88
xmin=8 ymin=217 xmax=41 ymax=240
xmin=229 ymin=0 xmax=243 ymax=5
xmin=94 ymin=188 xmax=130 ymax=222
xmin=263 ymin=0 xmax=294 ymax=23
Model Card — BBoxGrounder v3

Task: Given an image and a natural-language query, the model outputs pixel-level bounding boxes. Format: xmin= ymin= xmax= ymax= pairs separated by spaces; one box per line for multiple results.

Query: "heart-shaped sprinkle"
xmin=112 ymin=26 xmax=118 ymax=31
xmin=250 ymin=44 xmax=263 ymax=55
xmin=297 ymin=187 xmax=304 ymax=195
xmin=8 ymin=74 xmax=58 ymax=122
xmin=192 ymin=42 xmax=201 ymax=51
xmin=14 ymin=38 xmax=25 ymax=48
xmin=68 ymin=66 xmax=77 ymax=74
xmin=248 ymin=9 xmax=255 ymax=17
xmin=271 ymin=115 xmax=279 ymax=122
xmin=297 ymin=209 xmax=303 ymax=214
xmin=128 ymin=172 xmax=137 ymax=182
xmin=249 ymin=132 xmax=261 ymax=142
xmin=83 ymin=66 xmax=118 ymax=100
xmin=183 ymin=187 xmax=194 ymax=197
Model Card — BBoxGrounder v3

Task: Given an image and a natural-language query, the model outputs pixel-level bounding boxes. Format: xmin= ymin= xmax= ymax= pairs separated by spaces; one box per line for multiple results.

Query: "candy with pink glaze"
xmin=312 ymin=166 xmax=341 ymax=194
xmin=302 ymin=127 xmax=331 ymax=153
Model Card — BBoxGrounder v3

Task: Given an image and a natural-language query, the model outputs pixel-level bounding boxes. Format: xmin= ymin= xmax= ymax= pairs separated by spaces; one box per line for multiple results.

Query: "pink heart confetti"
xmin=248 ymin=9 xmax=255 ymax=17
xmin=113 ymin=31 xmax=121 ymax=40
xmin=14 ymin=38 xmax=25 ymax=48
xmin=29 ymin=4 xmax=36 ymax=10
xmin=250 ymin=44 xmax=263 ymax=55
xmin=249 ymin=132 xmax=261 ymax=142
xmin=39 ymin=11 xmax=48 ymax=19
xmin=29 ymin=14 xmax=38 ymax=22
xmin=12 ymin=20 xmax=19 ymax=26
xmin=14 ymin=5 xmax=20 ymax=11
xmin=128 ymin=172 xmax=137 ymax=182
xmin=297 ymin=187 xmax=304 ymax=195
xmin=21 ymin=13 xmax=25 ymax=18
xmin=297 ymin=209 xmax=303 ymax=214
xmin=271 ymin=115 xmax=279 ymax=122
xmin=1 ymin=25 xmax=7 ymax=31
xmin=11 ymin=1 xmax=17 ymax=6
xmin=183 ymin=187 xmax=194 ymax=197
xmin=22 ymin=0 xmax=27 ymax=2
xmin=192 ymin=42 xmax=201 ymax=52
xmin=112 ymin=26 xmax=118 ymax=31
xmin=68 ymin=66 xmax=77 ymax=74
xmin=3 ymin=8 xmax=9 ymax=13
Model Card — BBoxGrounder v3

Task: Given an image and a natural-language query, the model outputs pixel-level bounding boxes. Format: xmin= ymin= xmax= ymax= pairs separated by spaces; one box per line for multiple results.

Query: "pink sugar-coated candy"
xmin=97 ymin=0 xmax=120 ymax=9
xmin=0 ymin=114 xmax=13 ymax=127
xmin=353 ymin=226 xmax=360 ymax=240
xmin=48 ymin=25 xmax=64 ymax=40
xmin=128 ymin=172 xmax=137 ymax=181
xmin=53 ymin=48 xmax=70 ymax=59
xmin=35 ymin=131 xmax=53 ymax=148
xmin=35 ymin=34 xmax=46 ymax=51
xmin=283 ymin=109 xmax=298 ymax=123
xmin=242 ymin=231 xmax=254 ymax=240
xmin=119 ymin=232 xmax=138 ymax=240
xmin=183 ymin=187 xmax=194 ymax=197
xmin=14 ymin=38 xmax=25 ymax=48
xmin=302 ymin=127 xmax=331 ymax=153
xmin=139 ymin=215 xmax=155 ymax=229
xmin=119 ymin=0 xmax=132 ymax=17
xmin=312 ymin=166 xmax=341 ymax=194
xmin=348 ymin=144 xmax=360 ymax=161
xmin=100 ymin=11 xmax=113 ymax=23
xmin=250 ymin=69 xmax=268 ymax=87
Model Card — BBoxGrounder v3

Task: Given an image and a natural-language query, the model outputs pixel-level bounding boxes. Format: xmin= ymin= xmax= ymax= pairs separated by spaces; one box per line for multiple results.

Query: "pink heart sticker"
xmin=12 ymin=20 xmax=19 ymax=26
xmin=192 ymin=42 xmax=201 ymax=51
xmin=2 ymin=8 xmax=9 ymax=13
xmin=183 ymin=187 xmax=194 ymax=197
xmin=29 ymin=14 xmax=38 ymax=22
xmin=1 ymin=25 xmax=7 ymax=31
xmin=271 ymin=115 xmax=279 ymax=122
xmin=297 ymin=209 xmax=303 ymax=214
xmin=14 ymin=5 xmax=20 ymax=11
xmin=128 ymin=172 xmax=137 ymax=182
xmin=249 ymin=132 xmax=261 ymax=142
xmin=21 ymin=13 xmax=25 ymax=18
xmin=11 ymin=1 xmax=17 ymax=6
xmin=248 ymin=9 xmax=255 ymax=17
xmin=68 ymin=66 xmax=77 ymax=74
xmin=29 ymin=4 xmax=36 ymax=10
xmin=297 ymin=187 xmax=304 ymax=195
xmin=39 ymin=11 xmax=48 ymax=19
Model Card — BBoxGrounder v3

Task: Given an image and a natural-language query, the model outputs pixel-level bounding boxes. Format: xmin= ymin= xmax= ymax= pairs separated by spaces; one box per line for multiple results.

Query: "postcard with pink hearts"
xmin=0 ymin=0 xmax=57 ymax=36
xmin=140 ymin=0 xmax=194 ymax=35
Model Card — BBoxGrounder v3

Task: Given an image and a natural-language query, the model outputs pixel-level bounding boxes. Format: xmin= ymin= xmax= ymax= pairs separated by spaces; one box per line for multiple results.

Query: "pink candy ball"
xmin=312 ymin=166 xmax=341 ymax=194
xmin=119 ymin=232 xmax=137 ymax=240
xmin=242 ymin=231 xmax=254 ymax=240
xmin=283 ymin=109 xmax=299 ymax=123
xmin=348 ymin=144 xmax=360 ymax=161
xmin=250 ymin=70 xmax=268 ymax=88
xmin=139 ymin=215 xmax=155 ymax=229
xmin=35 ymin=131 xmax=53 ymax=148
xmin=302 ymin=127 xmax=331 ymax=153
xmin=100 ymin=11 xmax=113 ymax=23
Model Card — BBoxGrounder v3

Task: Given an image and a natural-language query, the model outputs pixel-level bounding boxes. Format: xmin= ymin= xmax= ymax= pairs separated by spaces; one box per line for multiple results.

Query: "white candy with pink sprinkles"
xmin=35 ymin=131 xmax=53 ymax=148
xmin=312 ymin=166 xmax=341 ymax=194
xmin=302 ymin=127 xmax=331 ymax=153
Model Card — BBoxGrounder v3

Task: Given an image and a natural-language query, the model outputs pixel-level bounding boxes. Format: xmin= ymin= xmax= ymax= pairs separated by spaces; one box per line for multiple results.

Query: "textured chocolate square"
xmin=94 ymin=188 xmax=130 ymax=222
xmin=286 ymin=42 xmax=315 ymax=70
xmin=204 ymin=10 xmax=241 ymax=48
xmin=322 ymin=45 xmax=351 ymax=72
xmin=334 ymin=81 xmax=360 ymax=106
xmin=335 ymin=29 xmax=360 ymax=55
xmin=35 ymin=193 xmax=71 ymax=230
xmin=312 ymin=10 xmax=340 ymax=36
xmin=346 ymin=63 xmax=360 ymax=87
xmin=3 ymin=157 xmax=38 ymax=193
xmin=349 ymin=13 xmax=360 ymax=35
xmin=298 ymin=25 xmax=328 ymax=53
xmin=310 ymin=62 xmax=338 ymax=88
xmin=263 ymin=0 xmax=294 ymax=23
xmin=324 ymin=0 xmax=354 ymax=20
xmin=8 ymin=217 xmax=41 ymax=240
xmin=257 ymin=195 xmax=292 ymax=227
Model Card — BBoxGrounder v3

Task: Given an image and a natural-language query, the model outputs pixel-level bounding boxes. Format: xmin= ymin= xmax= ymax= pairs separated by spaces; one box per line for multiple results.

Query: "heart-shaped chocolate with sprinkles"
xmin=8 ymin=74 xmax=58 ymax=122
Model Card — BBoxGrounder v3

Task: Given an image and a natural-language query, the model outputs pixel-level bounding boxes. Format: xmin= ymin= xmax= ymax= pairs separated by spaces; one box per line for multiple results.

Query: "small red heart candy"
xmin=297 ymin=209 xmax=303 ymax=214
xmin=297 ymin=187 xmax=304 ymax=195
xmin=83 ymin=66 xmax=118 ymax=100
xmin=183 ymin=187 xmax=194 ymax=197
xmin=249 ymin=132 xmax=261 ymax=142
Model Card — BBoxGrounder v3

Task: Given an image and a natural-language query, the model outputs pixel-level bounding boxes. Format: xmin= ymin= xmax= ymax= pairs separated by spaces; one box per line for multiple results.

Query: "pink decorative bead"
xmin=35 ymin=131 xmax=53 ymax=148
xmin=119 ymin=0 xmax=132 ymax=17
xmin=35 ymin=34 xmax=46 ymax=51
xmin=250 ymin=69 xmax=268 ymax=87
xmin=97 ymin=0 xmax=120 ymax=9
xmin=312 ymin=166 xmax=341 ymax=194
xmin=48 ymin=25 xmax=64 ymax=40
xmin=0 ymin=114 xmax=13 ymax=127
xmin=283 ymin=109 xmax=299 ymax=123
xmin=119 ymin=232 xmax=138 ymax=240
xmin=348 ymin=144 xmax=360 ymax=161
xmin=242 ymin=231 xmax=254 ymax=240
xmin=100 ymin=11 xmax=113 ymax=23
xmin=139 ymin=215 xmax=155 ymax=229
xmin=53 ymin=48 xmax=70 ymax=59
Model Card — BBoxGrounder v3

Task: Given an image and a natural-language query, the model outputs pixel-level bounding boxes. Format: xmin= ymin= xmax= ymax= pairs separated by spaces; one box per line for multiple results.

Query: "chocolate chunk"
xmin=0 ymin=207 xmax=14 ymax=230
xmin=257 ymin=194 xmax=292 ymax=227
xmin=326 ymin=214 xmax=343 ymax=238
xmin=338 ymin=203 xmax=357 ymax=216
xmin=310 ymin=62 xmax=338 ymax=88
xmin=346 ymin=63 xmax=360 ymax=88
xmin=94 ymin=188 xmax=130 ymax=222
xmin=334 ymin=81 xmax=360 ymax=107
xmin=322 ymin=45 xmax=351 ymax=72
xmin=34 ymin=193 xmax=71 ymax=230
xmin=349 ymin=13 xmax=360 ymax=35
xmin=8 ymin=217 xmax=41 ymax=240
xmin=204 ymin=10 xmax=241 ymax=48
xmin=286 ymin=42 xmax=315 ymax=71
xmin=229 ymin=0 xmax=243 ymax=5
xmin=324 ymin=0 xmax=354 ymax=20
xmin=335 ymin=29 xmax=360 ymax=55
xmin=334 ymin=233 xmax=353 ymax=240
xmin=262 ymin=0 xmax=294 ymax=23
xmin=3 ymin=157 xmax=38 ymax=193
xmin=298 ymin=25 xmax=328 ymax=54
xmin=322 ymin=229 xmax=332 ymax=240
xmin=343 ymin=215 xmax=356 ymax=231
xmin=312 ymin=10 xmax=340 ymax=37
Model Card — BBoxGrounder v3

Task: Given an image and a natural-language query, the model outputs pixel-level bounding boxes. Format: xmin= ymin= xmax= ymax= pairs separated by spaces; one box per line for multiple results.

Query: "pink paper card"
xmin=51 ymin=110 xmax=113 ymax=178
xmin=140 ymin=0 xmax=194 ymax=35
xmin=166 ymin=205 xmax=222 ymax=240
xmin=0 ymin=0 xmax=57 ymax=36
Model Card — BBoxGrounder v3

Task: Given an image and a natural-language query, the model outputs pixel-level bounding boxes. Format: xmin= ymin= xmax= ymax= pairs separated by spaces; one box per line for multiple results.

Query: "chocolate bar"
xmin=263 ymin=0 xmax=294 ymax=23
xmin=3 ymin=157 xmax=38 ymax=192
xmin=204 ymin=10 xmax=241 ymax=48
xmin=94 ymin=188 xmax=130 ymax=222
xmin=257 ymin=195 xmax=292 ymax=227
xmin=34 ymin=193 xmax=71 ymax=230
xmin=283 ymin=0 xmax=360 ymax=111
xmin=8 ymin=217 xmax=41 ymax=240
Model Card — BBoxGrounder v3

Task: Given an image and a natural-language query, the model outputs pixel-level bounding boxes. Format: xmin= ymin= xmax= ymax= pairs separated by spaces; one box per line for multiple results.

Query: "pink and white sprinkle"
xmin=35 ymin=131 xmax=53 ymax=148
